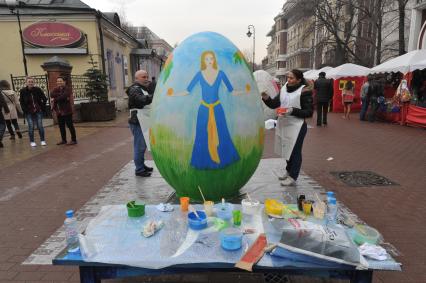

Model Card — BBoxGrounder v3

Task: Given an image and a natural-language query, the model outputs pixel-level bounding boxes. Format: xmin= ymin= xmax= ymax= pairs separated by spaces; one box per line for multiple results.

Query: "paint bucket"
xmin=126 ymin=201 xmax=145 ymax=217
xmin=220 ymin=227 xmax=243 ymax=251
xmin=215 ymin=203 xmax=234 ymax=221
xmin=241 ymin=198 xmax=260 ymax=215
xmin=188 ymin=210 xmax=207 ymax=230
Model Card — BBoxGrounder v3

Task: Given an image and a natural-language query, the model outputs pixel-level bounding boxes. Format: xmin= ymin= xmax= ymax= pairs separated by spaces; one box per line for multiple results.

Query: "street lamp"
xmin=6 ymin=0 xmax=28 ymax=76
xmin=246 ymin=25 xmax=255 ymax=72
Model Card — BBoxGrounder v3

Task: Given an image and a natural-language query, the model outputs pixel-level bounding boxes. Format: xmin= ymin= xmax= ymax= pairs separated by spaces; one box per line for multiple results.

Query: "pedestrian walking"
xmin=127 ymin=70 xmax=154 ymax=177
xmin=51 ymin=76 xmax=77 ymax=145
xmin=261 ymin=69 xmax=313 ymax=186
xmin=359 ymin=76 xmax=371 ymax=121
xmin=0 ymin=90 xmax=10 ymax=148
xmin=19 ymin=76 xmax=48 ymax=147
xmin=0 ymin=80 xmax=23 ymax=140
xmin=314 ymin=72 xmax=333 ymax=126
xmin=342 ymin=80 xmax=354 ymax=119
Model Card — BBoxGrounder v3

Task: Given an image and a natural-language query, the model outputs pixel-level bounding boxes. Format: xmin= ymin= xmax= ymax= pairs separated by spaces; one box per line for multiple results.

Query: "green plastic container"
xmin=352 ymin=224 xmax=381 ymax=245
xmin=126 ymin=201 xmax=145 ymax=217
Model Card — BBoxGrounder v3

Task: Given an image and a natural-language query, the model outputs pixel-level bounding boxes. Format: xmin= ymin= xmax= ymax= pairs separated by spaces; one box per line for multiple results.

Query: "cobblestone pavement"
xmin=0 ymin=112 xmax=424 ymax=283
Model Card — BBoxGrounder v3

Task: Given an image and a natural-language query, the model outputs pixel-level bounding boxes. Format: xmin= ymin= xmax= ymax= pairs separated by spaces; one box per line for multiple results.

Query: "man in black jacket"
xmin=19 ymin=77 xmax=48 ymax=147
xmin=314 ymin=72 xmax=333 ymax=126
xmin=127 ymin=70 xmax=154 ymax=177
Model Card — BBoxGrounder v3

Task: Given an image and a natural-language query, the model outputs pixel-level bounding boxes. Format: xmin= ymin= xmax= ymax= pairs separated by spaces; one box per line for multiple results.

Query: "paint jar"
xmin=312 ymin=202 xmax=326 ymax=219
xmin=203 ymin=201 xmax=214 ymax=216
xmin=241 ymin=198 xmax=260 ymax=215
xmin=232 ymin=210 xmax=242 ymax=226
xmin=180 ymin=197 xmax=190 ymax=212
xmin=220 ymin=228 xmax=243 ymax=251
xmin=297 ymin=195 xmax=306 ymax=211
xmin=265 ymin=199 xmax=285 ymax=216
xmin=215 ymin=203 xmax=234 ymax=221
xmin=188 ymin=210 xmax=207 ymax=230
xmin=302 ymin=200 xmax=313 ymax=216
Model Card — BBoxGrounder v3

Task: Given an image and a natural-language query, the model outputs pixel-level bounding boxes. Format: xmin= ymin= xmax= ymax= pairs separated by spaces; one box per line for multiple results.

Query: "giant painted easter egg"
xmin=150 ymin=32 xmax=264 ymax=201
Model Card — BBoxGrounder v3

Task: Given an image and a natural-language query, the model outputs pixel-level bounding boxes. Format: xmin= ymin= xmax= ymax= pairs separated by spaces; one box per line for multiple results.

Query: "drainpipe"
xmin=96 ymin=11 xmax=106 ymax=76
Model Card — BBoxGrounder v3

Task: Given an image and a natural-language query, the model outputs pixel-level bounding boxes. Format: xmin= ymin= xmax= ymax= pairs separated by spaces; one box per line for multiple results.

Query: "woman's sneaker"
xmin=30 ymin=142 xmax=37 ymax=147
xmin=277 ymin=170 xmax=289 ymax=180
xmin=41 ymin=141 xmax=47 ymax=146
xmin=280 ymin=176 xmax=296 ymax=186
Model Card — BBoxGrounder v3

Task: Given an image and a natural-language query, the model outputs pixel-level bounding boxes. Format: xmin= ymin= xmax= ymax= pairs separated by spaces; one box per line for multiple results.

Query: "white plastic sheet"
xmin=79 ymin=205 xmax=263 ymax=269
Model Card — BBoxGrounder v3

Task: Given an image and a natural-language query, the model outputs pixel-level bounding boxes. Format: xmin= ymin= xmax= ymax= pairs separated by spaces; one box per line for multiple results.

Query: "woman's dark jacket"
xmin=50 ymin=86 xmax=73 ymax=116
xmin=263 ymin=84 xmax=314 ymax=119
xmin=19 ymin=86 xmax=47 ymax=115
xmin=0 ymin=93 xmax=10 ymax=123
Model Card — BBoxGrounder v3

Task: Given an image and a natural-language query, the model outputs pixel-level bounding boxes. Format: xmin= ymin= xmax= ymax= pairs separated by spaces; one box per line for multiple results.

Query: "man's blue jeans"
xmin=26 ymin=112 xmax=45 ymax=142
xmin=129 ymin=123 xmax=147 ymax=173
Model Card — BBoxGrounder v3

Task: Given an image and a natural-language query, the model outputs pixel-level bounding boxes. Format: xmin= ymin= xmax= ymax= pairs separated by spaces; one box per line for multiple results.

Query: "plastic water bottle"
xmin=326 ymin=191 xmax=335 ymax=204
xmin=326 ymin=197 xmax=338 ymax=225
xmin=64 ymin=210 xmax=79 ymax=253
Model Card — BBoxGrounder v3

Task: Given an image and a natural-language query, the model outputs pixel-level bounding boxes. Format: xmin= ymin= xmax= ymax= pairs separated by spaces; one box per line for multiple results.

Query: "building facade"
xmin=128 ymin=26 xmax=173 ymax=82
xmin=0 ymin=0 xmax=164 ymax=110
xmin=408 ymin=0 xmax=426 ymax=51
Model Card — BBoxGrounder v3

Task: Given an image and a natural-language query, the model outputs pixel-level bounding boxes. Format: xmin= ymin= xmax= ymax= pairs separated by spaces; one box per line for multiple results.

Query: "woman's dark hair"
xmin=290 ymin=69 xmax=307 ymax=85
xmin=345 ymin=80 xmax=354 ymax=90
xmin=0 ymin=80 xmax=11 ymax=90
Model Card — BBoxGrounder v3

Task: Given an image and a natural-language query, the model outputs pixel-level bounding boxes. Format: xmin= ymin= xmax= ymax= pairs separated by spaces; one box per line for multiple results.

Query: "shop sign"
xmin=23 ymin=22 xmax=83 ymax=48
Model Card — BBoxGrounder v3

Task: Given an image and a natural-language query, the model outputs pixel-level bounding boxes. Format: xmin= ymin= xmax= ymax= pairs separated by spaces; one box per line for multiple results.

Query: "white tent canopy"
xmin=304 ymin=66 xmax=333 ymax=80
xmin=369 ymin=49 xmax=426 ymax=74
xmin=412 ymin=58 xmax=426 ymax=72
xmin=326 ymin=63 xmax=370 ymax=79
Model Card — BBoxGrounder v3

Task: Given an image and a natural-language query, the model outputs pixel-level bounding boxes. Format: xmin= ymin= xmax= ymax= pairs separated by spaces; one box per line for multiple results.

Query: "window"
xmin=106 ymin=49 xmax=116 ymax=89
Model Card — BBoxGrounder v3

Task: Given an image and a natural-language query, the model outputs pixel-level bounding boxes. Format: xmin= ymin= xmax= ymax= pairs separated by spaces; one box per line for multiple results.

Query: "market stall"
xmin=369 ymin=50 xmax=426 ymax=126
xmin=325 ymin=63 xmax=371 ymax=113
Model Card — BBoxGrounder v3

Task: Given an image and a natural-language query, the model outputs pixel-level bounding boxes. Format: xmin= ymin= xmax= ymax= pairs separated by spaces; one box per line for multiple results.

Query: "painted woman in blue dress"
xmin=184 ymin=50 xmax=241 ymax=170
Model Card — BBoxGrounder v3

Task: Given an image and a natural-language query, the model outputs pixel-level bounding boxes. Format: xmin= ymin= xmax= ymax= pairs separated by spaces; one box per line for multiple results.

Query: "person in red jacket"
xmin=50 ymin=76 xmax=77 ymax=145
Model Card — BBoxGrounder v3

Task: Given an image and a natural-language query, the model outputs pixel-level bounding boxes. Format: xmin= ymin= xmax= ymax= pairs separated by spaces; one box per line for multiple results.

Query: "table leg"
xmin=350 ymin=270 xmax=373 ymax=283
xmin=79 ymin=266 xmax=101 ymax=283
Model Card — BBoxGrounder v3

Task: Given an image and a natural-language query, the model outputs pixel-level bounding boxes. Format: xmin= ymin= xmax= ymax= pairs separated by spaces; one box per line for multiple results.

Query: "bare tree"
xmin=352 ymin=0 xmax=398 ymax=64
xmin=397 ymin=0 xmax=410 ymax=55
xmin=312 ymin=0 xmax=363 ymax=65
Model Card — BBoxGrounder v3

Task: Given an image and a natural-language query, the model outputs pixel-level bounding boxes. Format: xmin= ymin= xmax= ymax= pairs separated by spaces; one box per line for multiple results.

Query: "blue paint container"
xmin=215 ymin=203 xmax=234 ymax=221
xmin=220 ymin=228 xmax=243 ymax=251
xmin=188 ymin=211 xmax=208 ymax=230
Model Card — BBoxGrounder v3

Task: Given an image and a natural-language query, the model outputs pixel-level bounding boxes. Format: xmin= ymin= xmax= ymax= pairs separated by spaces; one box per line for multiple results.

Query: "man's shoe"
xmin=135 ymin=171 xmax=152 ymax=177
xmin=67 ymin=141 xmax=78 ymax=145
xmin=144 ymin=164 xmax=153 ymax=172
xmin=10 ymin=135 xmax=15 ymax=140
xmin=17 ymin=131 xmax=22 ymax=139
xmin=280 ymin=176 xmax=296 ymax=186
xmin=41 ymin=141 xmax=47 ymax=146
xmin=30 ymin=142 xmax=37 ymax=147
xmin=0 ymin=141 xmax=3 ymax=148
xmin=57 ymin=141 xmax=67 ymax=145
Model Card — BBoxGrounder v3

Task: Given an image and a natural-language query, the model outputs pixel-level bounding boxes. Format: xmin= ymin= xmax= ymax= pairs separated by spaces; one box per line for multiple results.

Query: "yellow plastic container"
xmin=264 ymin=199 xmax=285 ymax=216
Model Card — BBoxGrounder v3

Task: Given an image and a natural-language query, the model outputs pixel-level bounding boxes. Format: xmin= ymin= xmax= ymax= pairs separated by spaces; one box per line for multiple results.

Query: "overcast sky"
xmin=82 ymin=0 xmax=283 ymax=63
